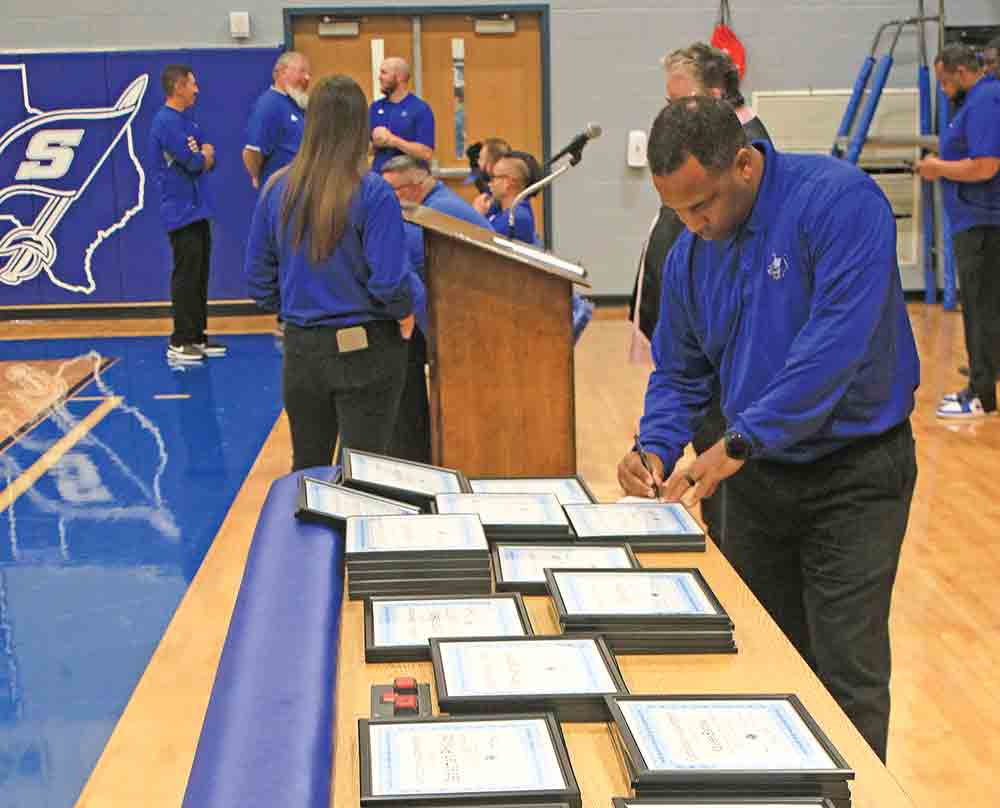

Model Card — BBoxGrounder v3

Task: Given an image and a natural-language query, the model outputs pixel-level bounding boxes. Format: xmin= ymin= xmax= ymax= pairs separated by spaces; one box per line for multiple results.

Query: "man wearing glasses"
xmin=474 ymin=154 xmax=540 ymax=244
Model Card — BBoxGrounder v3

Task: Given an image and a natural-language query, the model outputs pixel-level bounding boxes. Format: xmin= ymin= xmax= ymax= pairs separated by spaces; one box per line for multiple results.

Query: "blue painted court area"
xmin=0 ymin=334 xmax=283 ymax=807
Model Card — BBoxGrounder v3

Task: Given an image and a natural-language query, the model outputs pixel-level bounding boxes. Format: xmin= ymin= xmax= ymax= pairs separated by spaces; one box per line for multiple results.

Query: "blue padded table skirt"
xmin=183 ymin=467 xmax=344 ymax=808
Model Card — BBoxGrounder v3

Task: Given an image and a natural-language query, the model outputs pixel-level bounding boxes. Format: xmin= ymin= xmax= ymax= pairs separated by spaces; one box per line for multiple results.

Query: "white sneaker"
xmin=936 ymin=392 xmax=995 ymax=419
xmin=195 ymin=341 xmax=227 ymax=357
xmin=166 ymin=344 xmax=205 ymax=363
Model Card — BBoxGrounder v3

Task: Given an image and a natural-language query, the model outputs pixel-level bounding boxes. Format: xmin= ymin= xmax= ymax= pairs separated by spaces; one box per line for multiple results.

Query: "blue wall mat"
xmin=0 ymin=47 xmax=281 ymax=308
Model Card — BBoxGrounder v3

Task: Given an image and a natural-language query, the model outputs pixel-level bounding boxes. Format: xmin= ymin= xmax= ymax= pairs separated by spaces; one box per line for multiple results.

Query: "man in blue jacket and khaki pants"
xmin=619 ymin=97 xmax=919 ymax=763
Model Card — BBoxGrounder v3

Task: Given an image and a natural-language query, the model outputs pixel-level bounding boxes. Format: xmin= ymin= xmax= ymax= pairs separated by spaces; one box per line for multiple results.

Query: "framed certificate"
xmin=364 ymin=594 xmax=533 ymax=663
xmin=430 ymin=635 xmax=628 ymax=722
xmin=295 ymin=476 xmax=420 ymax=526
xmin=346 ymin=514 xmax=489 ymax=557
xmin=492 ymin=543 xmax=639 ymax=595
xmin=358 ymin=713 xmax=582 ymax=808
xmin=611 ymin=799 xmax=835 ymax=807
xmin=434 ymin=493 xmax=571 ymax=537
xmin=605 ymin=695 xmax=853 ymax=786
xmin=563 ymin=503 xmax=704 ymax=550
xmin=343 ymin=449 xmax=470 ymax=508
xmin=469 ymin=476 xmax=597 ymax=505
xmin=546 ymin=569 xmax=731 ymax=625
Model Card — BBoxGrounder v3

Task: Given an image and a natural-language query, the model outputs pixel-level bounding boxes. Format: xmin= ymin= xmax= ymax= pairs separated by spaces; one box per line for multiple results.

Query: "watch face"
xmin=726 ymin=431 xmax=750 ymax=460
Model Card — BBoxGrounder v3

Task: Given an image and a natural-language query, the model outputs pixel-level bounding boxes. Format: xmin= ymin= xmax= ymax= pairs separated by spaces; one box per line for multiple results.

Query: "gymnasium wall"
xmin=2 ymin=2 xmax=999 ymax=301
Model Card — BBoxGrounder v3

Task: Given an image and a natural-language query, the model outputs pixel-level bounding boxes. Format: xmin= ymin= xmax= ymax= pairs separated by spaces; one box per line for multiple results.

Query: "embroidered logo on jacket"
xmin=767 ymin=253 xmax=788 ymax=281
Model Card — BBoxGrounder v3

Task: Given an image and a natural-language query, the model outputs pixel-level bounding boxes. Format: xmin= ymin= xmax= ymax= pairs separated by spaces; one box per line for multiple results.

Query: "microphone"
xmin=549 ymin=123 xmax=602 ymax=165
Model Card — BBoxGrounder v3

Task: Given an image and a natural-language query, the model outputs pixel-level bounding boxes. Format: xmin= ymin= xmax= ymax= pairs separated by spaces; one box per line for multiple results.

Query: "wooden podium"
xmin=404 ymin=206 xmax=590 ymax=478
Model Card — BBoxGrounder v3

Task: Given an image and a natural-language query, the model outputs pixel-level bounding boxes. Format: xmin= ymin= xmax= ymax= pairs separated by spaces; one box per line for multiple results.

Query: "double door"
xmin=290 ymin=11 xmax=546 ymax=231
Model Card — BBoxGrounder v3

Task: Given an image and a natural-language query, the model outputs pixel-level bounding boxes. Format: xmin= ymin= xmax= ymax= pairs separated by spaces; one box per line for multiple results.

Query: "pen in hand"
xmin=633 ymin=432 xmax=662 ymax=500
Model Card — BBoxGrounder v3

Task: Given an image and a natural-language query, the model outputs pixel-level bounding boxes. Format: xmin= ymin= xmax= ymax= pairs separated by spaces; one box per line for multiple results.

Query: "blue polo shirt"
xmin=486 ymin=200 xmax=541 ymax=246
xmin=404 ymin=181 xmax=491 ymax=276
xmin=245 ymin=172 xmax=416 ymax=328
xmin=148 ymin=106 xmax=212 ymax=232
xmin=370 ymin=93 xmax=435 ymax=173
xmin=641 ymin=141 xmax=919 ymax=474
xmin=939 ymin=74 xmax=1000 ymax=233
xmin=245 ymin=88 xmax=305 ymax=190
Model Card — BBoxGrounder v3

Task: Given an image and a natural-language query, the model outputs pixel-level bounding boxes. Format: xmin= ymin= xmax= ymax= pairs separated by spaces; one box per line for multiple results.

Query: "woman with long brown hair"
xmin=246 ymin=75 xmax=418 ymax=470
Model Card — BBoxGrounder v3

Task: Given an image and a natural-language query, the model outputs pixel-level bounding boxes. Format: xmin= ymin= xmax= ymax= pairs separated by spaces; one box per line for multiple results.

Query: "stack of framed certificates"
xmin=364 ymin=593 xmax=533 ymax=663
xmin=563 ymin=502 xmax=705 ymax=552
xmin=358 ymin=713 xmax=582 ymax=808
xmin=468 ymin=475 xmax=597 ymax=505
xmin=434 ymin=493 xmax=572 ymax=541
xmin=296 ymin=476 xmax=421 ymax=527
xmin=606 ymin=695 xmax=854 ymax=808
xmin=345 ymin=513 xmax=492 ymax=600
xmin=545 ymin=569 xmax=735 ymax=654
xmin=492 ymin=542 xmax=640 ymax=595
xmin=429 ymin=635 xmax=628 ymax=722
xmin=342 ymin=449 xmax=471 ymax=510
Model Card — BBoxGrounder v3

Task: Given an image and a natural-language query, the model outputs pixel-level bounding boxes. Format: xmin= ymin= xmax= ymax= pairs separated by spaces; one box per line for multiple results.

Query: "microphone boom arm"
xmin=507 ymin=162 xmax=573 ymax=230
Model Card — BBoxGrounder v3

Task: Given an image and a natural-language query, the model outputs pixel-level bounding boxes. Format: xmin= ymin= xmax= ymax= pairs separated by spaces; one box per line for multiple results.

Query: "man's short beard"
xmin=288 ymin=86 xmax=309 ymax=109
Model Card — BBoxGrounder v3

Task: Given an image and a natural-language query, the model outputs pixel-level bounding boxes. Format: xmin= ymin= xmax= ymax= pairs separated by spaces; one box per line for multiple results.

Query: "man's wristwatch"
xmin=723 ymin=429 xmax=753 ymax=461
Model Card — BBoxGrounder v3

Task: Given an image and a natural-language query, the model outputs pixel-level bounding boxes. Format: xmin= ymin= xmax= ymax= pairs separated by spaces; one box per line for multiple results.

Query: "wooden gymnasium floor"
xmin=1 ymin=302 xmax=996 ymax=808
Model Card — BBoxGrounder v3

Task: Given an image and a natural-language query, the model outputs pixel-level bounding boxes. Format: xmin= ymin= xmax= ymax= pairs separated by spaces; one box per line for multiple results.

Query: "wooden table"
xmin=332 ymin=538 xmax=918 ymax=808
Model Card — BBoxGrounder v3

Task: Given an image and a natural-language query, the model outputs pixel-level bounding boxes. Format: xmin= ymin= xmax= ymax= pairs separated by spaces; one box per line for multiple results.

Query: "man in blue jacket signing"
xmin=618 ymin=97 xmax=919 ymax=762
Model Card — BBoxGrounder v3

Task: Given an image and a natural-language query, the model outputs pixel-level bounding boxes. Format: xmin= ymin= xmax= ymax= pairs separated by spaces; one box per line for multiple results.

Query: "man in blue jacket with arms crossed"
xmin=149 ymin=64 xmax=225 ymax=362
xmin=618 ymin=97 xmax=919 ymax=762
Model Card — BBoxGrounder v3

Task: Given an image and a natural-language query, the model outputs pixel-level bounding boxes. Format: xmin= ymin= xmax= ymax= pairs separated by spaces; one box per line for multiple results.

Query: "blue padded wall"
xmin=0 ymin=47 xmax=281 ymax=308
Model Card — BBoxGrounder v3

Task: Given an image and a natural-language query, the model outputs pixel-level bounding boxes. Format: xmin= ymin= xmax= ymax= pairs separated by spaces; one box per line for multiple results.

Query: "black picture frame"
xmin=342 ymin=448 xmax=471 ymax=509
xmin=295 ymin=475 xmax=421 ymax=527
xmin=563 ymin=503 xmax=705 ymax=551
xmin=358 ymin=713 xmax=582 ymax=808
xmin=430 ymin=634 xmax=628 ymax=722
xmin=364 ymin=593 xmax=534 ymax=663
xmin=433 ymin=493 xmax=572 ymax=539
xmin=468 ymin=475 xmax=598 ymax=505
xmin=492 ymin=542 xmax=640 ymax=595
xmin=544 ymin=568 xmax=732 ymax=627
xmin=605 ymin=694 xmax=854 ymax=788
xmin=344 ymin=513 xmax=490 ymax=561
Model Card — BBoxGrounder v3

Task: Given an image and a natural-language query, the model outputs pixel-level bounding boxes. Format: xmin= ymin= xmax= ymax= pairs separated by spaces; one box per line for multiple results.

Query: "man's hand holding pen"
xmin=618 ymin=435 xmax=666 ymax=500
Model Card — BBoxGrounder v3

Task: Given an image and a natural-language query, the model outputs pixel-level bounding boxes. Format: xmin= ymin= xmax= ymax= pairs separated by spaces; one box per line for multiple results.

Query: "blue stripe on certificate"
xmin=470 ymin=478 xmax=592 ymax=505
xmin=372 ymin=598 xmax=525 ymax=647
xmin=435 ymin=493 xmax=568 ymax=526
xmin=618 ymin=699 xmax=837 ymax=771
xmin=498 ymin=545 xmax=632 ymax=582
xmin=369 ymin=719 xmax=567 ymax=795
xmin=557 ymin=571 xmax=718 ymax=616
xmin=440 ymin=638 xmax=617 ymax=696
xmin=565 ymin=503 xmax=703 ymax=537
xmin=349 ymin=452 xmax=464 ymax=495
xmin=346 ymin=514 xmax=487 ymax=554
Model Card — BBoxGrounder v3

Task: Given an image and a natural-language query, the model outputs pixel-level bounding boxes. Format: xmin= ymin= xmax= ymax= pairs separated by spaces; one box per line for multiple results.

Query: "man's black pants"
xmin=722 ymin=420 xmax=916 ymax=762
xmin=283 ymin=321 xmax=408 ymax=471
xmin=167 ymin=219 xmax=211 ymax=347
xmin=954 ymin=225 xmax=1000 ymax=410
xmin=389 ymin=329 xmax=431 ymax=463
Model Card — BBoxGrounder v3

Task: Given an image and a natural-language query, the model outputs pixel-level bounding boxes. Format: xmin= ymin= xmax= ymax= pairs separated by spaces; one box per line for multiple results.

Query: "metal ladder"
xmin=832 ymin=2 xmax=954 ymax=307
